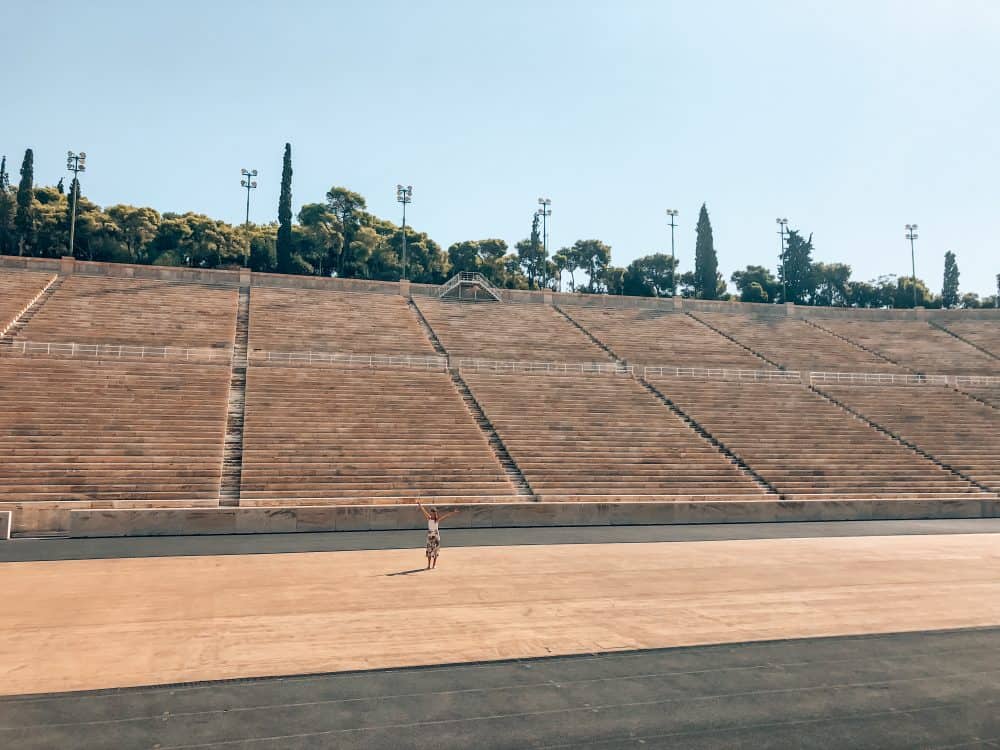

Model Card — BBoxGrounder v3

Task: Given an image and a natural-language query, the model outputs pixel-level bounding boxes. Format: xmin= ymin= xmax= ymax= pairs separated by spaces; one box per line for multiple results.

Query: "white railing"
xmin=954 ymin=374 xmax=1000 ymax=387
xmin=808 ymin=371 xmax=951 ymax=386
xmin=458 ymin=358 xmax=633 ymax=376
xmin=248 ymin=349 xmax=448 ymax=371
xmin=642 ymin=366 xmax=802 ymax=383
xmin=437 ymin=271 xmax=502 ymax=301
xmin=4 ymin=340 xmax=233 ymax=363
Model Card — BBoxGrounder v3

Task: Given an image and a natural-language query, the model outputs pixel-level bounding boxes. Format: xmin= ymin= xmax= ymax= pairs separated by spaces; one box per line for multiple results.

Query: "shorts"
xmin=426 ymin=532 xmax=441 ymax=558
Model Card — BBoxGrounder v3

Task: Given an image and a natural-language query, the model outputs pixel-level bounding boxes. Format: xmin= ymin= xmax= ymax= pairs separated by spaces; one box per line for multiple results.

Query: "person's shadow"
xmin=385 ymin=568 xmax=428 ymax=577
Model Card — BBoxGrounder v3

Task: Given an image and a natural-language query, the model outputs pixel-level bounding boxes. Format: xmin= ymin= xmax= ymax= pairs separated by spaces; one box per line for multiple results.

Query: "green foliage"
xmin=892 ymin=276 xmax=935 ymax=308
xmin=811 ymin=262 xmax=852 ymax=307
xmin=324 ymin=186 xmax=366 ymax=275
xmin=941 ymin=251 xmax=960 ymax=308
xmin=622 ymin=253 xmax=677 ymax=297
xmin=693 ymin=203 xmax=719 ymax=299
xmin=731 ymin=265 xmax=779 ymax=303
xmin=0 ymin=156 xmax=14 ymax=255
xmin=567 ymin=239 xmax=611 ymax=293
xmin=105 ymin=205 xmax=161 ymax=264
xmin=297 ymin=202 xmax=343 ymax=276
xmin=780 ymin=229 xmax=815 ymax=303
xmin=15 ymin=148 xmax=34 ymax=255
xmin=515 ymin=213 xmax=548 ymax=289
xmin=276 ymin=143 xmax=293 ymax=273
xmin=247 ymin=224 xmax=277 ymax=272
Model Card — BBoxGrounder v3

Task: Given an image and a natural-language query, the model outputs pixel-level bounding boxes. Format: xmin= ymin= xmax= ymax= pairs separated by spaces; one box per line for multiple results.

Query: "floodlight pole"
xmin=240 ymin=168 xmax=258 ymax=266
xmin=66 ymin=151 xmax=87 ymax=257
xmin=397 ymin=184 xmax=413 ymax=280
xmin=537 ymin=198 xmax=551 ymax=288
xmin=905 ymin=224 xmax=919 ymax=307
xmin=666 ymin=209 xmax=678 ymax=296
xmin=776 ymin=218 xmax=789 ymax=303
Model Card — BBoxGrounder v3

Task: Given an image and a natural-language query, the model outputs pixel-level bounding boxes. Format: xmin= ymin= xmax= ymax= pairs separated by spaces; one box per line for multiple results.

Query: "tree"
xmin=780 ymin=229 xmax=816 ymax=303
xmin=476 ymin=239 xmax=508 ymax=285
xmin=568 ymin=239 xmax=611 ymax=293
xmin=941 ymin=251 xmax=960 ymax=308
xmin=551 ymin=251 xmax=568 ymax=292
xmin=14 ymin=148 xmax=35 ymax=256
xmin=693 ymin=203 xmax=719 ymax=299
xmin=892 ymin=276 xmax=934 ymax=309
xmin=812 ymin=262 xmax=852 ymax=307
xmin=731 ymin=265 xmax=780 ymax=303
xmin=297 ymin=202 xmax=343 ymax=276
xmin=623 ymin=253 xmax=677 ymax=297
xmin=603 ymin=266 xmax=626 ymax=295
xmin=105 ymin=205 xmax=161 ymax=264
xmin=324 ymin=187 xmax=366 ymax=275
xmin=447 ymin=240 xmax=481 ymax=275
xmin=0 ymin=156 xmax=15 ymax=255
xmin=555 ymin=247 xmax=578 ymax=291
xmin=276 ymin=143 xmax=293 ymax=273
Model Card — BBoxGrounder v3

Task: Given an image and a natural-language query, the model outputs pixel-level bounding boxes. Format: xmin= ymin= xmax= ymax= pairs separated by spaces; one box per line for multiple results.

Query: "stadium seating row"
xmin=0 ymin=266 xmax=996 ymax=535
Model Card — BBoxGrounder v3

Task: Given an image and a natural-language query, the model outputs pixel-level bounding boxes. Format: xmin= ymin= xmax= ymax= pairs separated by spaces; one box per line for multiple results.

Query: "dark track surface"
xmin=4 ymin=518 xmax=1000 ymax=562
xmin=2 ymin=628 xmax=999 ymax=749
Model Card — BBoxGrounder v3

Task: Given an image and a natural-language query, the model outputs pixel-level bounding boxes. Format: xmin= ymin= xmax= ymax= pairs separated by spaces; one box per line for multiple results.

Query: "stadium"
xmin=1 ymin=255 xmax=998 ymax=748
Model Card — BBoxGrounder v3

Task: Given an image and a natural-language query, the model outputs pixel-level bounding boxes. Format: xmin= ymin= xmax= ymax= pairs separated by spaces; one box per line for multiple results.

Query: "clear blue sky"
xmin=4 ymin=1 xmax=998 ymax=296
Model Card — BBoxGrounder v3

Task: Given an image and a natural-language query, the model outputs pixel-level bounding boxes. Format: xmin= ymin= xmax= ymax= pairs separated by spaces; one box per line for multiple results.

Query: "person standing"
xmin=417 ymin=502 xmax=460 ymax=570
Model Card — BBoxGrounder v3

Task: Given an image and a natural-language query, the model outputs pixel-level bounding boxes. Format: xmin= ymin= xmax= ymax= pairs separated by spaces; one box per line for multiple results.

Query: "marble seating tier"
xmin=15 ymin=274 xmax=237 ymax=349
xmin=559 ymin=306 xmax=768 ymax=370
xmin=692 ymin=312 xmax=900 ymax=373
xmin=647 ymin=376 xmax=991 ymax=501
xmin=0 ymin=358 xmax=229 ymax=534
xmin=248 ymin=287 xmax=435 ymax=357
xmin=816 ymin=383 xmax=1000 ymax=493
xmin=462 ymin=371 xmax=772 ymax=502
xmin=811 ymin=318 xmax=997 ymax=375
xmin=239 ymin=365 xmax=515 ymax=503
xmin=413 ymin=296 xmax=607 ymax=363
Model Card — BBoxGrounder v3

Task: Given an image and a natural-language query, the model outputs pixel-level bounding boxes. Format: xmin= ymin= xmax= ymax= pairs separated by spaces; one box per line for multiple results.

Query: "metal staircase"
xmin=438 ymin=272 xmax=502 ymax=302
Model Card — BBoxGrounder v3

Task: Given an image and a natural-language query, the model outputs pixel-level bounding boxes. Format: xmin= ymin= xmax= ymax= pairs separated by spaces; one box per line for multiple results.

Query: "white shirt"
xmin=427 ymin=518 xmax=440 ymax=535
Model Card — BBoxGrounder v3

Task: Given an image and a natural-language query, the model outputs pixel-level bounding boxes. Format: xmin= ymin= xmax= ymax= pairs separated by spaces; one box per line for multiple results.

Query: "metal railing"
xmin=4 ymin=340 xmax=233 ymax=363
xmin=642 ymin=366 xmax=802 ymax=383
xmin=807 ymin=371 xmax=951 ymax=386
xmin=248 ymin=349 xmax=448 ymax=371
xmin=438 ymin=271 xmax=502 ymax=301
xmin=458 ymin=358 xmax=633 ymax=376
xmin=953 ymin=374 xmax=1000 ymax=387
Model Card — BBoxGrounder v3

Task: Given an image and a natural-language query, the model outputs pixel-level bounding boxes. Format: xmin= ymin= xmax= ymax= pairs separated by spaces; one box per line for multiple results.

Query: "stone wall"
xmin=66 ymin=498 xmax=1000 ymax=537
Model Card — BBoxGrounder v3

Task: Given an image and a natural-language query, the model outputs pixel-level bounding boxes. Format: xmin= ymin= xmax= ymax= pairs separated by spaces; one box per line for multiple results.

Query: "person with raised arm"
xmin=417 ymin=501 xmax=460 ymax=569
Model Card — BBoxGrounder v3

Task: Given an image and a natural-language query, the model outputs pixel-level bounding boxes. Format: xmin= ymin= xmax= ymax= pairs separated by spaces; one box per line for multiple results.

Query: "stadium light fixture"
xmin=397 ymin=184 xmax=413 ymax=280
xmin=66 ymin=151 xmax=87 ymax=258
xmin=666 ymin=209 xmax=679 ymax=297
xmin=776 ymin=218 xmax=789 ymax=303
xmin=240 ymin=168 xmax=258 ymax=267
xmin=537 ymin=198 xmax=551 ymax=289
xmin=905 ymin=224 xmax=919 ymax=307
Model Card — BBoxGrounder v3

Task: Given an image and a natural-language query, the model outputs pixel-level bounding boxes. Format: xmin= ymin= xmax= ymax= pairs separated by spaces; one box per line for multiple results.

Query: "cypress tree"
xmin=276 ymin=143 xmax=293 ymax=272
xmin=14 ymin=148 xmax=35 ymax=256
xmin=941 ymin=251 xmax=960 ymax=308
xmin=0 ymin=156 xmax=14 ymax=255
xmin=781 ymin=230 xmax=816 ymax=304
xmin=693 ymin=203 xmax=718 ymax=299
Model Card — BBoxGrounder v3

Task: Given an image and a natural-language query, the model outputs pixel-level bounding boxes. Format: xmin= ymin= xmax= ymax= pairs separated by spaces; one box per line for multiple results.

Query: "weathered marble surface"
xmin=0 ymin=511 xmax=10 ymax=540
xmin=66 ymin=499 xmax=1000 ymax=538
